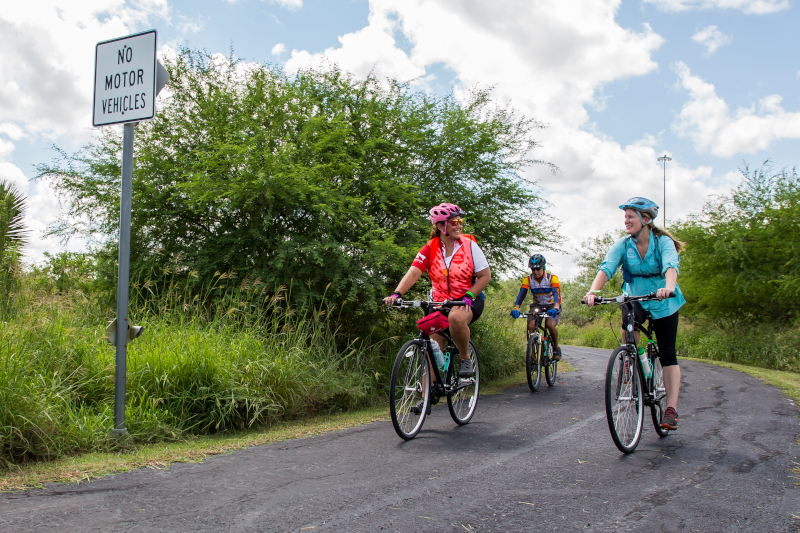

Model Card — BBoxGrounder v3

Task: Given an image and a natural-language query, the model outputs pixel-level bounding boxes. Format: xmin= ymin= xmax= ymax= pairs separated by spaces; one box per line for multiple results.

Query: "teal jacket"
xmin=597 ymin=234 xmax=685 ymax=319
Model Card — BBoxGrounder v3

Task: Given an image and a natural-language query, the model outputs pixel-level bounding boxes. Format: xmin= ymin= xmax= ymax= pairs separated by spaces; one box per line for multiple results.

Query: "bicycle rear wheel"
xmin=544 ymin=339 xmax=558 ymax=386
xmin=525 ymin=335 xmax=542 ymax=392
xmin=650 ymin=351 xmax=670 ymax=437
xmin=605 ymin=346 xmax=644 ymax=453
xmin=390 ymin=340 xmax=430 ymax=440
xmin=448 ymin=341 xmax=480 ymax=425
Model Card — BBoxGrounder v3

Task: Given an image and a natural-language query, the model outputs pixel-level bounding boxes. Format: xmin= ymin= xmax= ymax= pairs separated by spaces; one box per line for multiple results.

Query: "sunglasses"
xmin=531 ymin=266 xmax=544 ymax=271
xmin=448 ymin=218 xmax=465 ymax=226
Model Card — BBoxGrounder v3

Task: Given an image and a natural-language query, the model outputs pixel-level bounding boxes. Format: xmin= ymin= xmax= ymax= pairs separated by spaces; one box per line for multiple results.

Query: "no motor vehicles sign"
xmin=93 ymin=30 xmax=157 ymax=126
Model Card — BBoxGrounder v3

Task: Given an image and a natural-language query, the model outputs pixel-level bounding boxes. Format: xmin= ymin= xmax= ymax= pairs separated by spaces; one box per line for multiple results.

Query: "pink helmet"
xmin=429 ymin=203 xmax=465 ymax=224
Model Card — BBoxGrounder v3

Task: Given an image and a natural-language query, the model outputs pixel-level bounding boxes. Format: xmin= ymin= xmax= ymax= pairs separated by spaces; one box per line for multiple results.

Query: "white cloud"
xmin=691 ymin=25 xmax=732 ymax=55
xmin=0 ymin=123 xmax=26 ymax=141
xmin=643 ymin=0 xmax=789 ymax=14
xmin=271 ymin=43 xmax=287 ymax=56
xmin=672 ymin=61 xmax=800 ymax=157
xmin=266 ymin=0 xmax=303 ymax=10
xmin=284 ymin=0 xmax=739 ymax=277
xmin=284 ymin=7 xmax=425 ymax=83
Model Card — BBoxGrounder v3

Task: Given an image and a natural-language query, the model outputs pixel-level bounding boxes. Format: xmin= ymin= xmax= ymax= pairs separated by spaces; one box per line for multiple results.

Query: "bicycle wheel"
xmin=389 ymin=340 xmax=430 ymax=440
xmin=650 ymin=351 xmax=670 ymax=437
xmin=448 ymin=341 xmax=480 ymax=425
xmin=525 ymin=335 xmax=542 ymax=392
xmin=605 ymin=346 xmax=644 ymax=453
xmin=544 ymin=338 xmax=558 ymax=386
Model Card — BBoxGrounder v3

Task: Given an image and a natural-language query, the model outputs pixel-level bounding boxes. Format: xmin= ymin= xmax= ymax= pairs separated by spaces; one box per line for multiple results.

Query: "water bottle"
xmin=637 ymin=347 xmax=652 ymax=378
xmin=432 ymin=342 xmax=446 ymax=370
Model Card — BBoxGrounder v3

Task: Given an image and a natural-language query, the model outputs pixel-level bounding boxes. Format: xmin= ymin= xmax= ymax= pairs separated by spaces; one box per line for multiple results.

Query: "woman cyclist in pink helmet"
xmin=384 ymin=203 xmax=492 ymax=383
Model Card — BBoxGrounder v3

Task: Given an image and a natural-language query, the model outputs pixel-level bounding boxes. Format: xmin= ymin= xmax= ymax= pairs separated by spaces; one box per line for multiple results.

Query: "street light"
xmin=657 ymin=155 xmax=672 ymax=227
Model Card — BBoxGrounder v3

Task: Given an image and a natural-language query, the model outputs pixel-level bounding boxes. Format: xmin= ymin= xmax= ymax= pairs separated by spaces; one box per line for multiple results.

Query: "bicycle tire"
xmin=448 ymin=341 xmax=480 ymax=425
xmin=605 ymin=346 xmax=644 ymax=453
xmin=544 ymin=338 xmax=558 ymax=386
xmin=650 ymin=350 xmax=670 ymax=437
xmin=525 ymin=335 xmax=542 ymax=392
xmin=389 ymin=339 xmax=430 ymax=440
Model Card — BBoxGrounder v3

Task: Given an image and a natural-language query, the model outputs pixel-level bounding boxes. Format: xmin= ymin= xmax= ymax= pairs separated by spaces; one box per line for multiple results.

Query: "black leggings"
xmin=621 ymin=303 xmax=679 ymax=367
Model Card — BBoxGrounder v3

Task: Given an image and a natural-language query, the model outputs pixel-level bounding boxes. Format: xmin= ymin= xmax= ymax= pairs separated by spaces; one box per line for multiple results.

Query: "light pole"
xmin=657 ymin=155 xmax=671 ymax=227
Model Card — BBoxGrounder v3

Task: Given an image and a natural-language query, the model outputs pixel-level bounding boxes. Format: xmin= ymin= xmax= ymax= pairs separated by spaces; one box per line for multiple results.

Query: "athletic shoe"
xmin=458 ymin=358 xmax=474 ymax=378
xmin=409 ymin=400 xmax=431 ymax=416
xmin=552 ymin=347 xmax=562 ymax=361
xmin=661 ymin=407 xmax=678 ymax=430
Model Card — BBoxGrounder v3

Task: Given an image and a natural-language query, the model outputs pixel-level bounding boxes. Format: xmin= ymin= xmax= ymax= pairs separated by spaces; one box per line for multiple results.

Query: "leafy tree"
xmin=674 ymin=162 xmax=800 ymax=323
xmin=37 ymin=48 xmax=558 ymax=318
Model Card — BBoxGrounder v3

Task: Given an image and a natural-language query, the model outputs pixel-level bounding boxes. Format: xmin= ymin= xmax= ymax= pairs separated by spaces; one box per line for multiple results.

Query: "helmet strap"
xmin=631 ymin=212 xmax=648 ymax=242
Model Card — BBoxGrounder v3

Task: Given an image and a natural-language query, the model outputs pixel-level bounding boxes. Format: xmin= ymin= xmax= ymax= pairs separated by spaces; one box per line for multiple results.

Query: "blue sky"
xmin=1 ymin=0 xmax=798 ymax=277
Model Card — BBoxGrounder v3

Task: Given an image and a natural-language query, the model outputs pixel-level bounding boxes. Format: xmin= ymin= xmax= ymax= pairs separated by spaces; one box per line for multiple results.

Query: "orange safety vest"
xmin=427 ymin=234 xmax=476 ymax=300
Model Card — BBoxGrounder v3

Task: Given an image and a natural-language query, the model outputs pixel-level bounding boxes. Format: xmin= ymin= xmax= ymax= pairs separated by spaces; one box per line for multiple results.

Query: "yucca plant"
xmin=0 ymin=180 xmax=27 ymax=299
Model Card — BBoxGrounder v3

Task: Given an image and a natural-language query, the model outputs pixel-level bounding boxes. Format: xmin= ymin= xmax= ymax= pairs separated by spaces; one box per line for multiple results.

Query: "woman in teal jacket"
xmin=584 ymin=197 xmax=685 ymax=431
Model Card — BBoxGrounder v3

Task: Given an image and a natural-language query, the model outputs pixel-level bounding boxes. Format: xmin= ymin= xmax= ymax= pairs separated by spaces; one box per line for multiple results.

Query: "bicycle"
xmin=581 ymin=292 xmax=674 ymax=453
xmin=388 ymin=298 xmax=481 ymax=440
xmin=520 ymin=308 xmax=558 ymax=392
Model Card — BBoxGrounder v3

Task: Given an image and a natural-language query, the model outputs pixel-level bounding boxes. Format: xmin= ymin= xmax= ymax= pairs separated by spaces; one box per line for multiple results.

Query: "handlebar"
xmin=519 ymin=307 xmax=555 ymax=318
xmin=389 ymin=298 xmax=468 ymax=310
xmin=580 ymin=292 xmax=676 ymax=305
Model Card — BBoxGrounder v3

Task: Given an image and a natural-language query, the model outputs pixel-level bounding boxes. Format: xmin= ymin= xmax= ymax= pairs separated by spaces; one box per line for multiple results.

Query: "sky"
xmin=2 ymin=0 xmax=799 ymax=279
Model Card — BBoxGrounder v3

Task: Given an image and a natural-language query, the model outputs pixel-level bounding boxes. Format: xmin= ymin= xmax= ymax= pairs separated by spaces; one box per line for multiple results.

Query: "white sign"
xmin=93 ymin=30 xmax=157 ymax=126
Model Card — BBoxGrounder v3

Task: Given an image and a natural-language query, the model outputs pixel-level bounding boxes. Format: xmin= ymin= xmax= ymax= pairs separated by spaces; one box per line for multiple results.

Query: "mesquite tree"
xmin=38 ymin=48 xmax=559 ymax=317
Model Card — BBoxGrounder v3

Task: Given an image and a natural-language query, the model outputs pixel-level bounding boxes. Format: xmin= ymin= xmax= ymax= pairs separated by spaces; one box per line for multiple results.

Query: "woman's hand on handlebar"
xmin=584 ymin=291 xmax=598 ymax=306
xmin=656 ymin=287 xmax=676 ymax=300
xmin=383 ymin=292 xmax=401 ymax=306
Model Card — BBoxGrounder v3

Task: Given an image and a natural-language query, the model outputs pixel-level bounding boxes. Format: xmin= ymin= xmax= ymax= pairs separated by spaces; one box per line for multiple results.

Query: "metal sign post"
xmin=94 ymin=29 xmax=168 ymax=435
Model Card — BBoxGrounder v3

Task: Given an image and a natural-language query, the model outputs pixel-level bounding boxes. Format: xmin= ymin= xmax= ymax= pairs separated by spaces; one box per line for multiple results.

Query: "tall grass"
xmin=0 ymin=273 xmax=387 ymax=467
xmin=0 ymin=269 xmax=524 ymax=467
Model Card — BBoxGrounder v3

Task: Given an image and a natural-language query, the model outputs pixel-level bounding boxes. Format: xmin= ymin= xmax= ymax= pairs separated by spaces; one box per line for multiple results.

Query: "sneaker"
xmin=409 ymin=400 xmax=431 ymax=416
xmin=458 ymin=358 xmax=474 ymax=378
xmin=552 ymin=347 xmax=562 ymax=361
xmin=660 ymin=407 xmax=678 ymax=430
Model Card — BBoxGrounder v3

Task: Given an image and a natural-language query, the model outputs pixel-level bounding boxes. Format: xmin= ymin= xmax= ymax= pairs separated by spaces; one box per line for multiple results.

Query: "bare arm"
xmin=585 ymin=271 xmax=609 ymax=306
xmin=383 ymin=266 xmax=424 ymax=305
xmin=469 ymin=268 xmax=492 ymax=297
xmin=657 ymin=268 xmax=677 ymax=299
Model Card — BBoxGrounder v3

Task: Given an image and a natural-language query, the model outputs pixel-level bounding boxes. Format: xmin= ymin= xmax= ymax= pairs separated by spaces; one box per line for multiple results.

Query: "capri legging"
xmin=621 ymin=302 xmax=679 ymax=367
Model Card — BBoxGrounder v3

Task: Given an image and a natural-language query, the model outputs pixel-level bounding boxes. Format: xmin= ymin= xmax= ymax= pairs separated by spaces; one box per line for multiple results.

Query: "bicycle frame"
xmin=522 ymin=310 xmax=554 ymax=353
xmin=617 ymin=301 xmax=664 ymax=408
xmin=394 ymin=299 xmax=476 ymax=402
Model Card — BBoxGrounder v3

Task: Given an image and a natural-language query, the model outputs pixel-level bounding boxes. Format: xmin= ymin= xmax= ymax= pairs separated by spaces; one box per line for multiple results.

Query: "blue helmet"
xmin=529 ymin=254 xmax=546 ymax=270
xmin=619 ymin=197 xmax=659 ymax=223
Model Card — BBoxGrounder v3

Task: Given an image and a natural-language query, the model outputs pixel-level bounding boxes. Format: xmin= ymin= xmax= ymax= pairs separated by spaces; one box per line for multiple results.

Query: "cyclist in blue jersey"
xmin=510 ymin=254 xmax=563 ymax=360
xmin=584 ymin=197 xmax=685 ymax=430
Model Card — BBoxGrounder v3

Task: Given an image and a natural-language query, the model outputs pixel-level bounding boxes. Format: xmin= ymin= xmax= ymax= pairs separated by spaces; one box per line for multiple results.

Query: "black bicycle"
xmin=582 ymin=292 xmax=673 ymax=453
xmin=520 ymin=308 xmax=558 ymax=392
xmin=388 ymin=299 xmax=480 ymax=440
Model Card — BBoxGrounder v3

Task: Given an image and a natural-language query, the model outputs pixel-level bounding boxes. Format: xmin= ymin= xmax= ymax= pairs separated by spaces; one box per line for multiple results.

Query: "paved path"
xmin=2 ymin=346 xmax=799 ymax=532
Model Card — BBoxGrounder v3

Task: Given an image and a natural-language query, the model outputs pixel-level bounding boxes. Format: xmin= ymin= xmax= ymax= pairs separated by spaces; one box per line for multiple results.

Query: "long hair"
xmin=647 ymin=222 xmax=685 ymax=253
xmin=430 ymin=223 xmax=443 ymax=239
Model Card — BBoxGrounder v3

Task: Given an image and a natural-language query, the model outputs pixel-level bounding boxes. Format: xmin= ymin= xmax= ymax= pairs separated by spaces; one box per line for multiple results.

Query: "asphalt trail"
xmin=2 ymin=346 xmax=799 ymax=532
